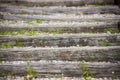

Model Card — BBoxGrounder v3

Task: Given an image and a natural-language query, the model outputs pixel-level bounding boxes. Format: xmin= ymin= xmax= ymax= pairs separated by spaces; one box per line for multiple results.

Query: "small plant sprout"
xmin=24 ymin=55 xmax=36 ymax=79
xmin=36 ymin=19 xmax=42 ymax=24
xmin=23 ymin=4 xmax=33 ymax=7
xmin=50 ymin=28 xmax=62 ymax=34
xmin=80 ymin=61 xmax=94 ymax=80
xmin=0 ymin=44 xmax=4 ymax=49
xmin=29 ymin=28 xmax=36 ymax=36
xmin=16 ymin=36 xmax=22 ymax=47
xmin=104 ymin=28 xmax=119 ymax=34
xmin=21 ymin=10 xmax=27 ymax=14
xmin=6 ymin=42 xmax=13 ymax=48
xmin=92 ymin=3 xmax=102 ymax=7
xmin=25 ymin=20 xmax=34 ymax=25
xmin=0 ymin=72 xmax=7 ymax=79
xmin=0 ymin=58 xmax=3 ymax=64
xmin=79 ymin=43 xmax=83 ymax=47
xmin=103 ymin=39 xmax=110 ymax=46
xmin=19 ymin=29 xmax=26 ymax=35
xmin=112 ymin=71 xmax=115 ymax=80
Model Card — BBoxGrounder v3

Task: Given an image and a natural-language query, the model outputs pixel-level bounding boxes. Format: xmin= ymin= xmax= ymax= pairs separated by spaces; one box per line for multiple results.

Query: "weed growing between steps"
xmin=0 ymin=56 xmax=36 ymax=79
xmin=16 ymin=36 xmax=23 ymax=47
xmin=36 ymin=19 xmax=42 ymax=24
xmin=0 ymin=37 xmax=23 ymax=49
xmin=25 ymin=19 xmax=43 ymax=25
xmin=0 ymin=29 xmax=36 ymax=36
xmin=24 ymin=55 xmax=36 ymax=79
xmin=0 ymin=42 xmax=14 ymax=49
xmin=0 ymin=58 xmax=3 ymax=64
xmin=80 ymin=61 xmax=94 ymax=80
xmin=103 ymin=39 xmax=110 ymax=46
xmin=79 ymin=43 xmax=83 ymax=47
xmin=112 ymin=71 xmax=115 ymax=80
xmin=21 ymin=10 xmax=28 ymax=14
xmin=0 ymin=60 xmax=118 ymax=80
xmin=49 ymin=28 xmax=62 ymax=34
xmin=25 ymin=20 xmax=34 ymax=25
xmin=90 ymin=3 xmax=114 ymax=7
xmin=0 ymin=71 xmax=7 ymax=80
xmin=104 ymin=28 xmax=119 ymax=34
xmin=0 ymin=28 xmax=63 ymax=36
xmin=22 ymin=4 xmax=35 ymax=7
xmin=91 ymin=4 xmax=102 ymax=7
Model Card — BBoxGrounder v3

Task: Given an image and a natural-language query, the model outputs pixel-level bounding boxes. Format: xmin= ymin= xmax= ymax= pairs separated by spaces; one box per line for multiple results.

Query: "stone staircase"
xmin=0 ymin=0 xmax=120 ymax=80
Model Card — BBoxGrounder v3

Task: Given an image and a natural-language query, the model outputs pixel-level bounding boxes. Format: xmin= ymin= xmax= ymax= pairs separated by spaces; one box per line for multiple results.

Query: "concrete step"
xmin=0 ymin=61 xmax=120 ymax=77
xmin=0 ymin=4 xmax=120 ymax=15
xmin=0 ymin=0 xmax=114 ymax=6
xmin=1 ymin=13 xmax=120 ymax=22
xmin=0 ymin=33 xmax=120 ymax=47
xmin=0 ymin=21 xmax=119 ymax=33
xmin=0 ymin=46 xmax=120 ymax=61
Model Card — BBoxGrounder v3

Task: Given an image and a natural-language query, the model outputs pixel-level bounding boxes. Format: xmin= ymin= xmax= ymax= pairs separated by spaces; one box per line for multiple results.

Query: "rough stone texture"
xmin=0 ymin=46 xmax=120 ymax=61
xmin=0 ymin=61 xmax=120 ymax=77
xmin=0 ymin=0 xmax=114 ymax=6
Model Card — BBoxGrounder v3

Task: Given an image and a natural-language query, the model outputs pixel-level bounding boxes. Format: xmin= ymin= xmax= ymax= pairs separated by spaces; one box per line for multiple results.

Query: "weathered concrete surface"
xmin=0 ymin=0 xmax=114 ymax=6
xmin=0 ymin=5 xmax=120 ymax=15
xmin=0 ymin=46 xmax=120 ymax=61
xmin=1 ymin=13 xmax=120 ymax=22
xmin=0 ymin=61 xmax=120 ymax=77
xmin=0 ymin=22 xmax=118 ymax=33
xmin=0 ymin=34 xmax=119 ymax=47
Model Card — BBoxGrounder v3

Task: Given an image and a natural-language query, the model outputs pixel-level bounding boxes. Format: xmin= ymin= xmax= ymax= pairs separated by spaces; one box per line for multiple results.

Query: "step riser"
xmin=0 ymin=34 xmax=119 ymax=47
xmin=0 ymin=0 xmax=114 ymax=6
xmin=0 ymin=23 xmax=119 ymax=33
xmin=1 ymin=6 xmax=119 ymax=15
xmin=0 ymin=61 xmax=120 ymax=77
xmin=0 ymin=47 xmax=120 ymax=61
